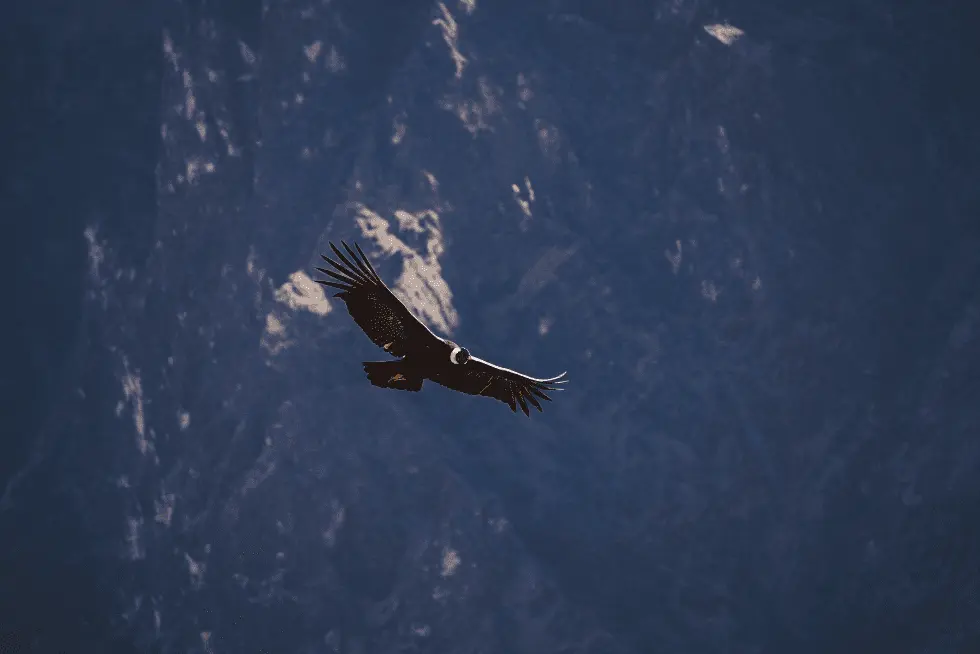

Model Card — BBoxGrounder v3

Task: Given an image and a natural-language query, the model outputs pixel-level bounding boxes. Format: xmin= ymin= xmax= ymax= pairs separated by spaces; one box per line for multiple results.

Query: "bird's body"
xmin=314 ymin=241 xmax=567 ymax=415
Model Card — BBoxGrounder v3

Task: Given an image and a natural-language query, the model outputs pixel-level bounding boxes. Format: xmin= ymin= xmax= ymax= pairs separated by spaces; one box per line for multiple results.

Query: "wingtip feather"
xmin=349 ymin=241 xmax=384 ymax=284
xmin=328 ymin=244 xmax=373 ymax=285
xmin=315 ymin=279 xmax=353 ymax=293
xmin=525 ymin=391 xmax=543 ymax=412
xmin=341 ymin=241 xmax=372 ymax=278
xmin=320 ymin=268 xmax=363 ymax=287
xmin=516 ymin=393 xmax=530 ymax=416
xmin=529 ymin=387 xmax=553 ymax=402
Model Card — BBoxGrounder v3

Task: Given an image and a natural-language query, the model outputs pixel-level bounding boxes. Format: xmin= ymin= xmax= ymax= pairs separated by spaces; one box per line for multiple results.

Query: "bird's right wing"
xmin=432 ymin=355 xmax=568 ymax=416
xmin=314 ymin=241 xmax=442 ymax=357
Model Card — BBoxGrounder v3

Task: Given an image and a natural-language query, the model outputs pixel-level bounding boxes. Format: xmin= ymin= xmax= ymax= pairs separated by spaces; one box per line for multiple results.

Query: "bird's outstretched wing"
xmin=314 ymin=241 xmax=441 ymax=357
xmin=433 ymin=356 xmax=568 ymax=416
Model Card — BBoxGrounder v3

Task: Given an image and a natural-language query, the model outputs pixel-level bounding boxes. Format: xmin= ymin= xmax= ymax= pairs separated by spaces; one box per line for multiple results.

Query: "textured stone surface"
xmin=2 ymin=1 xmax=977 ymax=652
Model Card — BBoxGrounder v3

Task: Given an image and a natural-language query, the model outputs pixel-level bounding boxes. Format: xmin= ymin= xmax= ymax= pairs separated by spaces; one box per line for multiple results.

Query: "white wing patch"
xmin=469 ymin=355 xmax=566 ymax=383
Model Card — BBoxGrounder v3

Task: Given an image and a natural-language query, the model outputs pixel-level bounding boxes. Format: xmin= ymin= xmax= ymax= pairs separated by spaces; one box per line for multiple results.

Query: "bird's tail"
xmin=362 ymin=360 xmax=424 ymax=392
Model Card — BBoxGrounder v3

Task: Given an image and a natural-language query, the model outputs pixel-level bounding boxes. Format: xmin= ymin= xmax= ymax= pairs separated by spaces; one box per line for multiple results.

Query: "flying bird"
xmin=313 ymin=241 xmax=567 ymax=415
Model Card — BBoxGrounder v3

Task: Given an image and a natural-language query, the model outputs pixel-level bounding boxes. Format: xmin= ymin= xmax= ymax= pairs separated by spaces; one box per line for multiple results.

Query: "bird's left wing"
xmin=433 ymin=355 xmax=567 ymax=416
xmin=314 ymin=241 xmax=442 ymax=357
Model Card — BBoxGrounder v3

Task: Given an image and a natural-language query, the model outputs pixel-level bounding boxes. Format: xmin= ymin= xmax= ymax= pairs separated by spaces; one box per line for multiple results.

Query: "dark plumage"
xmin=314 ymin=241 xmax=567 ymax=415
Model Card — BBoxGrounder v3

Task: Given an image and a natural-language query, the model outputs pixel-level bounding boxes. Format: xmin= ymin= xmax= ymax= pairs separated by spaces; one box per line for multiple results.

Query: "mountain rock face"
xmin=2 ymin=0 xmax=977 ymax=652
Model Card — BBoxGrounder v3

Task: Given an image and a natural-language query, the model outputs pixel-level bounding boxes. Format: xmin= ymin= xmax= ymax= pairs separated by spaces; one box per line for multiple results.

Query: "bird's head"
xmin=449 ymin=345 xmax=470 ymax=365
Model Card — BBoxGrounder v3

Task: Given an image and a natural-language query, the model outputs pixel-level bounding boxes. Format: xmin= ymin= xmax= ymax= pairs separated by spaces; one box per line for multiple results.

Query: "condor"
xmin=314 ymin=241 xmax=567 ymax=416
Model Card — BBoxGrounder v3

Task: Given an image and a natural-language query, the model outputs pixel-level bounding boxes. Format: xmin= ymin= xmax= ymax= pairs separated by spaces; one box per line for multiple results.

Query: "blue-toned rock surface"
xmin=1 ymin=1 xmax=977 ymax=652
